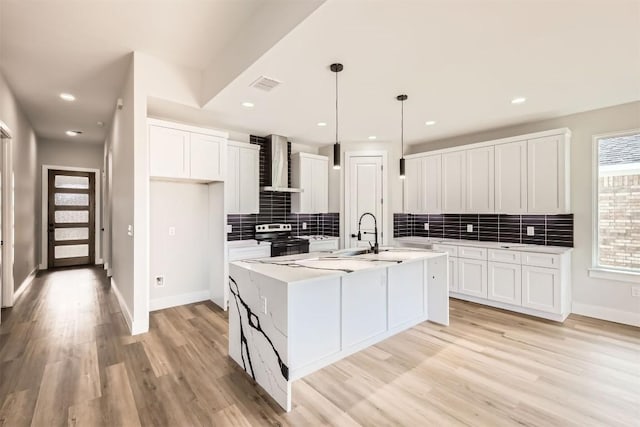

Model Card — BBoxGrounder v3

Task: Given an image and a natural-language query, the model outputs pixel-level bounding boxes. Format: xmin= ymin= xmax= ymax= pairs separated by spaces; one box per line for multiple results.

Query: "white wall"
xmin=409 ymin=101 xmax=640 ymax=323
xmin=149 ymin=181 xmax=211 ymax=309
xmin=37 ymin=138 xmax=104 ymax=266
xmin=0 ymin=71 xmax=38 ymax=291
xmin=104 ymin=55 xmax=140 ymax=332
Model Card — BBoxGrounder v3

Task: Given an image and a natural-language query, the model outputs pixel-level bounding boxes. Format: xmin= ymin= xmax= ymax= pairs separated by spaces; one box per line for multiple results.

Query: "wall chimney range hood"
xmin=261 ymin=134 xmax=303 ymax=192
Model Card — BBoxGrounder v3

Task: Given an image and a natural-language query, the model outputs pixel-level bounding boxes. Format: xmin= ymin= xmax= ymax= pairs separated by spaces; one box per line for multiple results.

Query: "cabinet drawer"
xmin=458 ymin=246 xmax=487 ymax=260
xmin=488 ymin=249 xmax=521 ymax=264
xmin=432 ymin=244 xmax=458 ymax=257
xmin=522 ymin=252 xmax=560 ymax=268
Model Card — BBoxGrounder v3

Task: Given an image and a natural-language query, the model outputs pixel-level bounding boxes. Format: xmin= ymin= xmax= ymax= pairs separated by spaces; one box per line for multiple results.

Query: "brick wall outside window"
xmin=598 ymin=174 xmax=640 ymax=269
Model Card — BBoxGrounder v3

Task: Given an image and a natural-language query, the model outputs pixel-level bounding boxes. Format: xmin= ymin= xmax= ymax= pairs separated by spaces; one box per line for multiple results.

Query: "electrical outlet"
xmin=226 ymin=224 xmax=233 ymax=233
xmin=261 ymin=296 xmax=268 ymax=314
xmin=127 ymin=225 xmax=134 ymax=236
xmin=527 ymin=226 xmax=535 ymax=236
xmin=466 ymin=224 xmax=473 ymax=232
xmin=168 ymin=226 xmax=176 ymax=236
xmin=424 ymin=223 xmax=429 ymax=231
xmin=155 ymin=276 xmax=164 ymax=287
xmin=632 ymin=286 xmax=640 ymax=297
xmin=302 ymin=222 xmax=307 ymax=230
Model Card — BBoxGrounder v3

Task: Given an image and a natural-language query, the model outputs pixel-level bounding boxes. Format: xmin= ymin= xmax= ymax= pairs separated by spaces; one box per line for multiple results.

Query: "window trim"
xmin=591 ymin=128 xmax=640 ymax=281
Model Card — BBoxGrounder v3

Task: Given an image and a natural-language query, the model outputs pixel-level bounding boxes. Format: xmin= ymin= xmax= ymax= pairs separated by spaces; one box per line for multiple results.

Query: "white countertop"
xmin=394 ymin=236 xmax=572 ymax=254
xmin=230 ymin=247 xmax=446 ymax=284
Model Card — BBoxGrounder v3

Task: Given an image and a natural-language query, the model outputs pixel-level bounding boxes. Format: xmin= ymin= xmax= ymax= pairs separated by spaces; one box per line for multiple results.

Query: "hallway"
xmin=1 ymin=267 xmax=639 ymax=426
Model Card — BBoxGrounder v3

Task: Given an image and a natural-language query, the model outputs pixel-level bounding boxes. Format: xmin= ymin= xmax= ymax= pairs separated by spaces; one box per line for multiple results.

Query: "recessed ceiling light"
xmin=368 ymin=135 xmax=377 ymax=140
xmin=511 ymin=97 xmax=527 ymax=104
xmin=66 ymin=130 xmax=82 ymax=136
xmin=241 ymin=101 xmax=254 ymax=108
xmin=425 ymin=120 xmax=436 ymax=126
xmin=317 ymin=122 xmax=327 ymax=127
xmin=60 ymin=93 xmax=76 ymax=102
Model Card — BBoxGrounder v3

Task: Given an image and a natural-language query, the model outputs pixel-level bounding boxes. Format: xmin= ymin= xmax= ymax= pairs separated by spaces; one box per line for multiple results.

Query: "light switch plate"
xmin=226 ymin=224 xmax=233 ymax=233
xmin=424 ymin=223 xmax=429 ymax=231
xmin=632 ymin=287 xmax=640 ymax=297
xmin=466 ymin=224 xmax=473 ymax=232
xmin=302 ymin=222 xmax=307 ymax=230
xmin=527 ymin=226 xmax=535 ymax=236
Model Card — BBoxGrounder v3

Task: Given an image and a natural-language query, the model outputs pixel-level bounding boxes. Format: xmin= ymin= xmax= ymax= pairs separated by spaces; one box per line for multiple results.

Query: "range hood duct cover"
xmin=261 ymin=135 xmax=303 ymax=192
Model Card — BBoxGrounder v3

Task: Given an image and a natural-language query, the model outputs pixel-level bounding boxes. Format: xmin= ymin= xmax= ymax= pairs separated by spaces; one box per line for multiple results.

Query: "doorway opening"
xmin=0 ymin=120 xmax=14 ymax=317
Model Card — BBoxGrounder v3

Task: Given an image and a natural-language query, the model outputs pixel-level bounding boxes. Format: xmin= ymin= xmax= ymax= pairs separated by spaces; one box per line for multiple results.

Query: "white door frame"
xmin=344 ymin=150 xmax=389 ymax=248
xmin=41 ymin=165 xmax=102 ymax=270
xmin=0 ymin=120 xmax=14 ymax=310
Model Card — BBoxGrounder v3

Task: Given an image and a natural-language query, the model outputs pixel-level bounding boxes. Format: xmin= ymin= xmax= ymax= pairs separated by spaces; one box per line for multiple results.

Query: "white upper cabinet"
xmin=148 ymin=119 xmax=227 ymax=183
xmin=226 ymin=141 xmax=259 ymax=214
xmin=149 ymin=125 xmax=190 ymax=179
xmin=190 ymin=132 xmax=223 ymax=181
xmin=404 ymin=154 xmax=442 ymax=214
xmin=422 ymin=154 xmax=442 ymax=213
xmin=527 ymin=135 xmax=570 ymax=213
xmin=465 ymin=146 xmax=494 ymax=213
xmin=442 ymin=151 xmax=466 ymax=213
xmin=403 ymin=128 xmax=570 ymax=215
xmin=403 ymin=158 xmax=422 ymax=213
xmin=495 ymin=141 xmax=527 ymax=213
xmin=291 ymin=153 xmax=329 ymax=214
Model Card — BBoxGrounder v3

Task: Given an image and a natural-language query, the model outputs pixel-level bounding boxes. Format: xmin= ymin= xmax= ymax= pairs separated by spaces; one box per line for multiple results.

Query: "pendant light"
xmin=330 ymin=63 xmax=343 ymax=170
xmin=397 ymin=94 xmax=408 ymax=179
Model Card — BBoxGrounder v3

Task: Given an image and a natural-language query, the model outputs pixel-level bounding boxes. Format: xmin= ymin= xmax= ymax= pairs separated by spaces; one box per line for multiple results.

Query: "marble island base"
xmin=228 ymin=248 xmax=449 ymax=411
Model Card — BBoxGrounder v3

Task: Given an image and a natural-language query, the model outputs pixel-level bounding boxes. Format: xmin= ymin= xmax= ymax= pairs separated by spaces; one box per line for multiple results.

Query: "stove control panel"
xmin=256 ymin=223 xmax=292 ymax=233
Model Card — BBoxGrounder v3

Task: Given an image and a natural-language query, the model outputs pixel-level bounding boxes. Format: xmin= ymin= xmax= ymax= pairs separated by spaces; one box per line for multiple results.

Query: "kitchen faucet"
xmin=353 ymin=212 xmax=379 ymax=254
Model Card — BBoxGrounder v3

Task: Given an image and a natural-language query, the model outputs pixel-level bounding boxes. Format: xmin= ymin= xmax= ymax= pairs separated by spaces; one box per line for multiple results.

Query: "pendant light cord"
xmin=401 ymin=98 xmax=404 ymax=157
xmin=335 ymin=69 xmax=339 ymax=144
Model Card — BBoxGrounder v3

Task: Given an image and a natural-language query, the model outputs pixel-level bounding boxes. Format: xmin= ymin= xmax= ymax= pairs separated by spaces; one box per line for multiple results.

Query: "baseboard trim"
xmin=572 ymin=302 xmax=640 ymax=327
xmin=110 ymin=278 xmax=133 ymax=332
xmin=13 ymin=267 xmax=38 ymax=302
xmin=150 ymin=290 xmax=211 ymax=312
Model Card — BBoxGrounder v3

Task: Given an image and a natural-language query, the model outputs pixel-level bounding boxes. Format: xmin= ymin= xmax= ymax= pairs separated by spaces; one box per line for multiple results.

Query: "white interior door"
xmin=347 ymin=155 xmax=383 ymax=249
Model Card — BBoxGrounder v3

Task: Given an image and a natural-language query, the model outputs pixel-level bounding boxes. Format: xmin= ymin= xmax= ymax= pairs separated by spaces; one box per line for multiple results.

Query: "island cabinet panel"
xmin=342 ymin=269 xmax=388 ymax=348
xmin=388 ymin=261 xmax=424 ymax=328
xmin=288 ymin=278 xmax=341 ymax=369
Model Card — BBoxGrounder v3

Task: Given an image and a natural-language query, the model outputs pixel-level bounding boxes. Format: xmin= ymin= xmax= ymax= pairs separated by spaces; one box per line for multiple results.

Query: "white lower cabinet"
xmin=522 ymin=265 xmax=561 ymax=313
xmin=458 ymin=258 xmax=488 ymax=298
xmin=388 ymin=261 xmax=424 ymax=328
xmin=342 ymin=269 xmax=388 ymax=347
xmin=488 ymin=261 xmax=522 ymax=305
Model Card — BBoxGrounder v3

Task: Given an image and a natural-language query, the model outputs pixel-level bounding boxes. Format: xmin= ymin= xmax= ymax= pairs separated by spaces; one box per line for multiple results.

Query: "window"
xmin=593 ymin=130 xmax=640 ymax=276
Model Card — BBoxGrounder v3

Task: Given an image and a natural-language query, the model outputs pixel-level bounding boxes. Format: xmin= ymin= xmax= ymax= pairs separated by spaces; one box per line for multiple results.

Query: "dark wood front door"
xmin=48 ymin=170 xmax=95 ymax=268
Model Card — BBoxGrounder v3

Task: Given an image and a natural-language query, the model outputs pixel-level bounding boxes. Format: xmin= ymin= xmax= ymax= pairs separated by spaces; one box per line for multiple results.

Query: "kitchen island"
xmin=228 ymin=247 xmax=449 ymax=411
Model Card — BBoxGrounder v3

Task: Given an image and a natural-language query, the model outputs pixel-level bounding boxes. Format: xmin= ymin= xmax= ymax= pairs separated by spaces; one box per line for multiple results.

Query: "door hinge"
xmin=381 ymin=198 xmax=383 ymax=205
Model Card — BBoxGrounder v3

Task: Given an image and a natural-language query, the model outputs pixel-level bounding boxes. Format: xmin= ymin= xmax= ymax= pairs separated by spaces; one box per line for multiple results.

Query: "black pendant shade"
xmin=397 ymin=94 xmax=408 ymax=179
xmin=331 ymin=63 xmax=343 ymax=170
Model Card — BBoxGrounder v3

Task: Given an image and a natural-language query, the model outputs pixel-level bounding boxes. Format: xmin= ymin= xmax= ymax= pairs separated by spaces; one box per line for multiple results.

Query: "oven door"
xmin=271 ymin=241 xmax=309 ymax=257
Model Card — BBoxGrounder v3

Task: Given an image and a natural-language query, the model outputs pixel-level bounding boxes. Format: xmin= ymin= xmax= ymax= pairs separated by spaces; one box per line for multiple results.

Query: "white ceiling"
xmin=204 ymin=0 xmax=640 ymax=146
xmin=2 ymin=0 xmax=639 ymax=147
xmin=0 ymin=0 xmax=323 ymax=143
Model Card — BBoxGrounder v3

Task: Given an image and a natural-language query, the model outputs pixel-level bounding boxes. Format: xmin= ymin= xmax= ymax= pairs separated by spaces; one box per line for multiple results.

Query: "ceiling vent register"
xmin=250 ymin=76 xmax=281 ymax=91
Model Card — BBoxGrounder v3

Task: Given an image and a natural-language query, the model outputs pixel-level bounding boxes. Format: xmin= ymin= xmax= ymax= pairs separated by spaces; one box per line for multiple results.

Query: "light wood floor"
xmin=0 ymin=267 xmax=638 ymax=426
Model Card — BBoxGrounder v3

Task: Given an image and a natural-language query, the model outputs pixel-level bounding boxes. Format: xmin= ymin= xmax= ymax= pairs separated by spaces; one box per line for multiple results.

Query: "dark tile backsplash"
xmin=227 ymin=135 xmax=339 ymax=241
xmin=394 ymin=213 xmax=573 ymax=247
